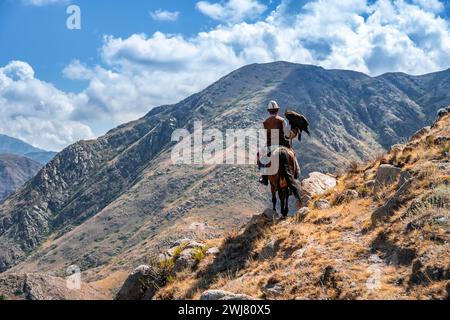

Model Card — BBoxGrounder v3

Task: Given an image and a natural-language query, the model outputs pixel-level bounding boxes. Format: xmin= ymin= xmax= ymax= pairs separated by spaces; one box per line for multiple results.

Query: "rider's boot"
xmin=259 ymin=175 xmax=269 ymax=186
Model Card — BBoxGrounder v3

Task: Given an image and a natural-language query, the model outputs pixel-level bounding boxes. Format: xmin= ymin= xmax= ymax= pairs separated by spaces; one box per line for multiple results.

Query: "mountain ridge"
xmin=0 ymin=155 xmax=42 ymax=203
xmin=1 ymin=61 xmax=449 ymax=278
xmin=0 ymin=134 xmax=56 ymax=165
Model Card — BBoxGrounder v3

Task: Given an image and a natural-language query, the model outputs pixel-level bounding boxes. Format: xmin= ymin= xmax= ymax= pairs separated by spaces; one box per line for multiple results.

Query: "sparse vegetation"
xmin=14 ymin=290 xmax=23 ymax=296
xmin=153 ymin=114 xmax=450 ymax=300
xmin=192 ymin=246 xmax=207 ymax=264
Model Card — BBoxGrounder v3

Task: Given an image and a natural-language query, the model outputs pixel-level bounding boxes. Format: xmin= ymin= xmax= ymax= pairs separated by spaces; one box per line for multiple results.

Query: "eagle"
xmin=285 ymin=109 xmax=311 ymax=143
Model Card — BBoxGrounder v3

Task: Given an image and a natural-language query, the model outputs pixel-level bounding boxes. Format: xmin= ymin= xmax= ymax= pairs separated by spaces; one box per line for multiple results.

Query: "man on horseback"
xmin=258 ymin=100 xmax=302 ymax=208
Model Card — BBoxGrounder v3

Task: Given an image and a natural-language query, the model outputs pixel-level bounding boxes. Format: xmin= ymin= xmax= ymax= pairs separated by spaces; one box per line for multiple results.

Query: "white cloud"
xmin=150 ymin=9 xmax=180 ymax=22
xmin=0 ymin=61 xmax=95 ymax=150
xmin=2 ymin=0 xmax=450 ymax=150
xmin=62 ymin=60 xmax=94 ymax=80
xmin=1 ymin=61 xmax=35 ymax=81
xmin=412 ymin=0 xmax=444 ymax=13
xmin=196 ymin=0 xmax=267 ymax=23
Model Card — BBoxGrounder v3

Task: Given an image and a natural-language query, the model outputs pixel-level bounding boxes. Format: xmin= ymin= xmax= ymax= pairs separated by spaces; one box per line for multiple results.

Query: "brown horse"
xmin=267 ymin=147 xmax=300 ymax=217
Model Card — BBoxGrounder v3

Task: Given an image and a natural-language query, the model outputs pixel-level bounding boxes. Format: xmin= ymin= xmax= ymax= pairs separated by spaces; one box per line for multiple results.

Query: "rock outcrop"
xmin=301 ymin=172 xmax=337 ymax=205
xmin=200 ymin=290 xmax=258 ymax=300
xmin=375 ymin=164 xmax=401 ymax=187
xmin=0 ymin=273 xmax=107 ymax=300
xmin=116 ymin=265 xmax=151 ymax=301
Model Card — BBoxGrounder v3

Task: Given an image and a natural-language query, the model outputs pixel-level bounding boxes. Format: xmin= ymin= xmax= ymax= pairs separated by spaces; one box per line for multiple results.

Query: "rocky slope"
xmin=129 ymin=109 xmax=449 ymax=300
xmin=0 ymin=273 xmax=107 ymax=300
xmin=0 ymin=155 xmax=42 ymax=202
xmin=1 ymin=62 xmax=450 ymax=290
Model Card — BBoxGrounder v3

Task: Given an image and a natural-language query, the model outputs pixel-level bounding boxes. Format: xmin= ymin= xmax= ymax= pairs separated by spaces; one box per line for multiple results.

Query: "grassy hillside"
xmin=150 ymin=111 xmax=449 ymax=300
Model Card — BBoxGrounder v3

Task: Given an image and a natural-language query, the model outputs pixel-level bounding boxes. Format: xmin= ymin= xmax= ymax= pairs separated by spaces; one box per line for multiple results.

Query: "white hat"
xmin=267 ymin=100 xmax=280 ymax=111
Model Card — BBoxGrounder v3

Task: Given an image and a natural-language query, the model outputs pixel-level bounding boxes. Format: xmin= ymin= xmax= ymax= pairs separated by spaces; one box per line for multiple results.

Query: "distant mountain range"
xmin=0 ymin=134 xmax=56 ymax=165
xmin=0 ymin=61 xmax=449 ymax=284
xmin=0 ymin=135 xmax=57 ymax=202
xmin=0 ymin=155 xmax=42 ymax=202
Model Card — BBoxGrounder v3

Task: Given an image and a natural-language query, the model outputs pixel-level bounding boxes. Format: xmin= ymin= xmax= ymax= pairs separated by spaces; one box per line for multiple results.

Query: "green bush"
xmin=14 ymin=290 xmax=23 ymax=296
xmin=192 ymin=246 xmax=207 ymax=264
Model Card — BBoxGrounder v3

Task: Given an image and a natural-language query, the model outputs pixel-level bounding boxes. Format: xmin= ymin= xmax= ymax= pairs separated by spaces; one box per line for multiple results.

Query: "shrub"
xmin=425 ymin=135 xmax=435 ymax=149
xmin=348 ymin=160 xmax=360 ymax=174
xmin=14 ymin=290 xmax=23 ymax=296
xmin=192 ymin=246 xmax=207 ymax=264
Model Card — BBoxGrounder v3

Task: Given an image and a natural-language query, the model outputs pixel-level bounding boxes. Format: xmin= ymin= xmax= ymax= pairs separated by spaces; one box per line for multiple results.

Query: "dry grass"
xmin=153 ymin=115 xmax=450 ymax=300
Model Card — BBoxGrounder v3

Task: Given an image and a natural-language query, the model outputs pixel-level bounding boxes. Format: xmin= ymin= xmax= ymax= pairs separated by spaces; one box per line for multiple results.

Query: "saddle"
xmin=258 ymin=146 xmax=299 ymax=174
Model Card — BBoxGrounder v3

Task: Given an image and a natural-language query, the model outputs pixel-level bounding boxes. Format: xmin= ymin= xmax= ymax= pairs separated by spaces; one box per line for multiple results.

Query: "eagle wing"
xmin=285 ymin=110 xmax=310 ymax=141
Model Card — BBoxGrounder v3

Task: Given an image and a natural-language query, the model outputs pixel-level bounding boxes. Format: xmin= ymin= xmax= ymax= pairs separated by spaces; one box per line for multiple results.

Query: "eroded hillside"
xmin=2 ymin=62 xmax=450 ymax=293
xmin=127 ymin=110 xmax=450 ymax=300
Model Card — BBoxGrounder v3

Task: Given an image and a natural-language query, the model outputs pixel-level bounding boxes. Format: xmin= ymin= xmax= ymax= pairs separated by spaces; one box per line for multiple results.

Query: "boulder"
xmin=173 ymin=250 xmax=196 ymax=273
xmin=375 ymin=164 xmax=401 ymax=187
xmin=263 ymin=208 xmax=278 ymax=220
xmin=301 ymin=172 xmax=337 ymax=204
xmin=262 ymin=283 xmax=284 ymax=298
xmin=260 ymin=238 xmax=281 ymax=260
xmin=437 ymin=106 xmax=450 ymax=119
xmin=314 ymin=199 xmax=330 ymax=210
xmin=206 ymin=247 xmax=220 ymax=255
xmin=372 ymin=178 xmax=413 ymax=224
xmin=344 ymin=189 xmax=359 ymax=200
xmin=116 ymin=265 xmax=151 ymax=300
xmin=200 ymin=290 xmax=258 ymax=300
xmin=170 ymin=238 xmax=205 ymax=249
xmin=364 ymin=180 xmax=376 ymax=189
xmin=295 ymin=207 xmax=310 ymax=223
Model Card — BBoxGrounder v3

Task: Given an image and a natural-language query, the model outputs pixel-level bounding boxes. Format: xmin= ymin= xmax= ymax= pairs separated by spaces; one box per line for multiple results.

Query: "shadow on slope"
xmin=185 ymin=213 xmax=273 ymax=298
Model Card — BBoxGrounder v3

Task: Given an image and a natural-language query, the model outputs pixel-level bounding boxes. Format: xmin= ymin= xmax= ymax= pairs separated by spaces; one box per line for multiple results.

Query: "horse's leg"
xmin=278 ymin=188 xmax=285 ymax=216
xmin=271 ymin=184 xmax=277 ymax=212
xmin=283 ymin=188 xmax=290 ymax=216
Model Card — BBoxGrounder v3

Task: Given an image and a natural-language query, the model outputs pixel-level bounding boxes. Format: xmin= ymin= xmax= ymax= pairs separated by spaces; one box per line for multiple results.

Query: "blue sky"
xmin=0 ymin=0 xmax=219 ymax=92
xmin=0 ymin=0 xmax=282 ymax=92
xmin=1 ymin=0 xmax=450 ymax=150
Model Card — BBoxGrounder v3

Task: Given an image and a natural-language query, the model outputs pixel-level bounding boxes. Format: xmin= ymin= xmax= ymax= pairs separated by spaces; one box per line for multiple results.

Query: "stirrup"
xmin=259 ymin=177 xmax=269 ymax=186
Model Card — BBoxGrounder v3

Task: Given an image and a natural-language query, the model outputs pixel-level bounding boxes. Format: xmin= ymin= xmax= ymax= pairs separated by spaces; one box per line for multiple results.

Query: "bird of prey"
xmin=285 ymin=109 xmax=311 ymax=144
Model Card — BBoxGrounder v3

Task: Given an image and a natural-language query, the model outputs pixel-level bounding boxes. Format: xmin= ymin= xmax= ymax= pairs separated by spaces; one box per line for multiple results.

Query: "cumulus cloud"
xmin=412 ymin=0 xmax=445 ymax=12
xmin=0 ymin=61 xmax=95 ymax=150
xmin=196 ymin=0 xmax=267 ymax=23
xmin=62 ymin=60 xmax=94 ymax=80
xmin=150 ymin=9 xmax=180 ymax=22
xmin=2 ymin=0 xmax=450 ymax=150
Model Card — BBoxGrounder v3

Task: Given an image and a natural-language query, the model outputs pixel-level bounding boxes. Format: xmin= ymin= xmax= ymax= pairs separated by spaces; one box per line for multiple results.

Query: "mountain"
xmin=23 ymin=152 xmax=57 ymax=165
xmin=0 ymin=155 xmax=42 ymax=202
xmin=2 ymin=108 xmax=448 ymax=300
xmin=0 ymin=134 xmax=56 ymax=165
xmin=122 ymin=110 xmax=450 ymax=300
xmin=0 ymin=134 xmax=42 ymax=155
xmin=1 ymin=62 xmax=450 ymax=287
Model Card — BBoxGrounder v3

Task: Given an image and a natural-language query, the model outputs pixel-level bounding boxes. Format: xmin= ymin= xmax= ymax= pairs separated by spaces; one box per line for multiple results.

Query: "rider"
xmin=259 ymin=100 xmax=302 ymax=205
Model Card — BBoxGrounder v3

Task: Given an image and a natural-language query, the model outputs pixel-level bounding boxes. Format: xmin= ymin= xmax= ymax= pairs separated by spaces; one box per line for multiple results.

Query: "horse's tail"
xmin=277 ymin=147 xmax=302 ymax=201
